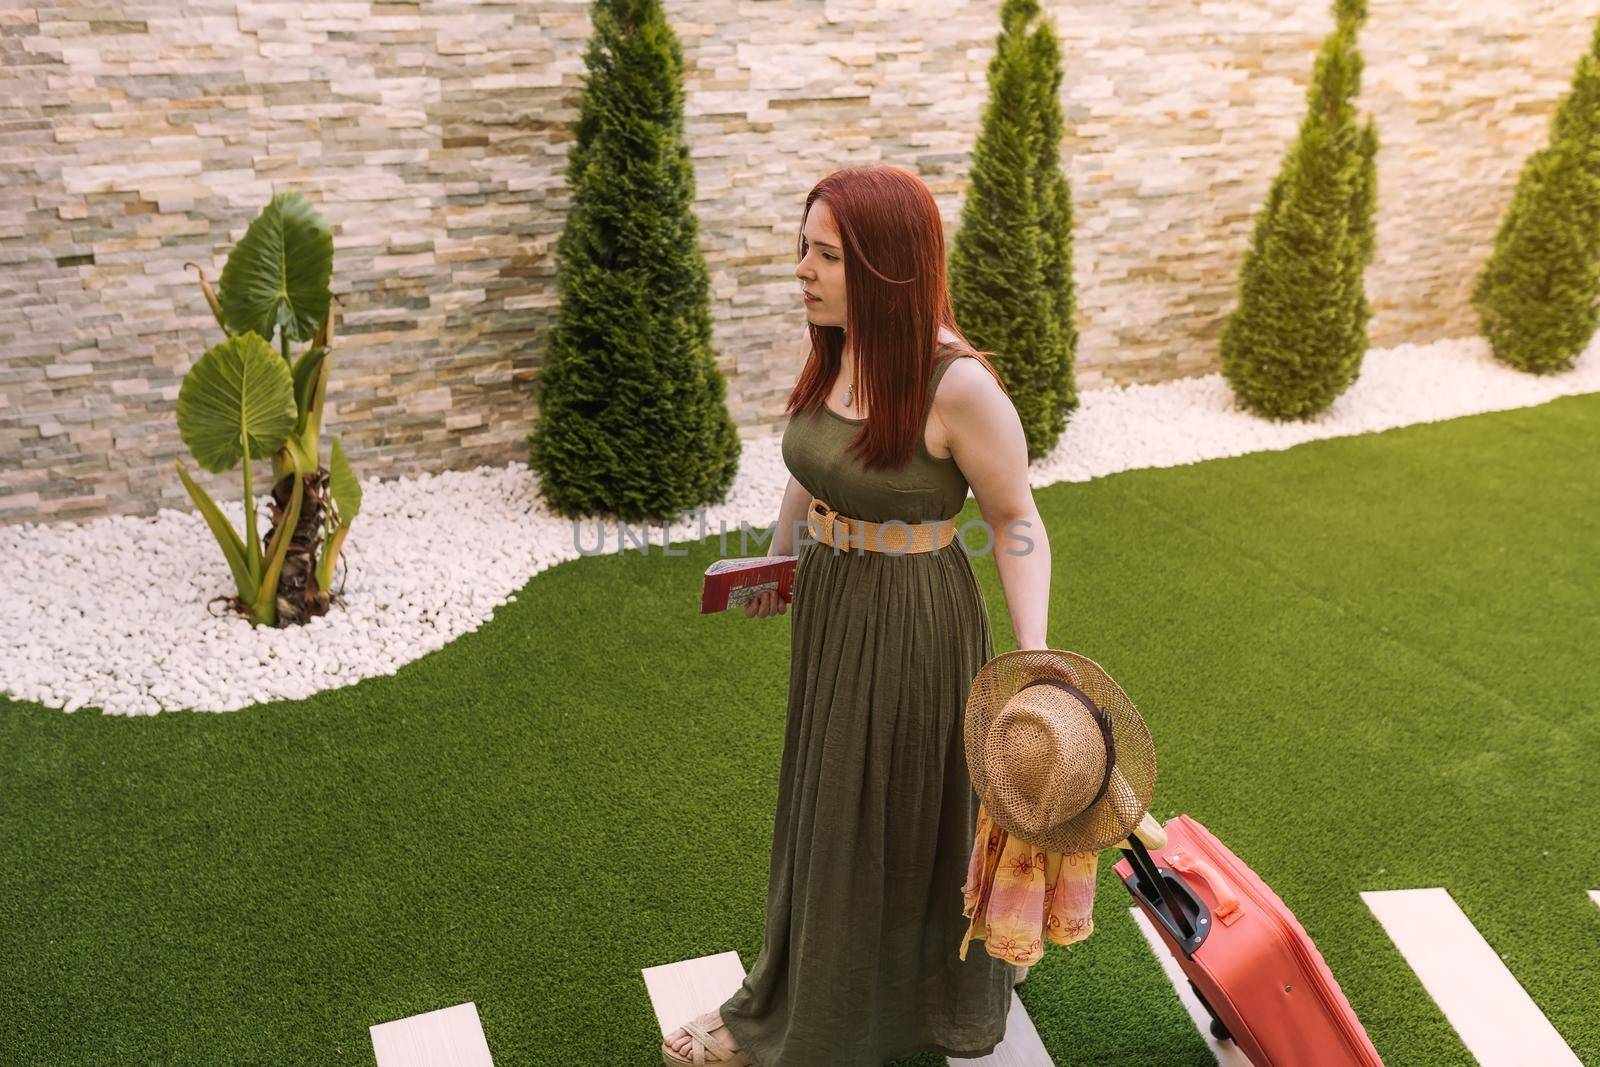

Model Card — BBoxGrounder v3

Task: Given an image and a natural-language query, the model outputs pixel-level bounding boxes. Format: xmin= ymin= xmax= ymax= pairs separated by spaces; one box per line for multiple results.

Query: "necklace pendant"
xmin=844 ymin=384 xmax=853 ymax=408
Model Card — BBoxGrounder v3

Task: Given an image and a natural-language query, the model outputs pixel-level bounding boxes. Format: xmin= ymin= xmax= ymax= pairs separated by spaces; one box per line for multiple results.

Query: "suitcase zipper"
xmin=1179 ymin=816 xmax=1374 ymax=1063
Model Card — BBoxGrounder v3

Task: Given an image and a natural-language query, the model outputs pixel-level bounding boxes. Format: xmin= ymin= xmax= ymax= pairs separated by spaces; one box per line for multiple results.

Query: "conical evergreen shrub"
xmin=1031 ymin=14 xmax=1080 ymax=430
xmin=949 ymin=0 xmax=1069 ymax=460
xmin=1217 ymin=0 xmax=1378 ymax=421
xmin=528 ymin=0 xmax=740 ymax=524
xmin=1471 ymin=18 xmax=1600 ymax=375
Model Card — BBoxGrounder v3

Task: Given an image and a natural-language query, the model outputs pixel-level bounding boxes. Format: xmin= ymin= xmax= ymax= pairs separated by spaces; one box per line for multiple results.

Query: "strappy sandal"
xmin=661 ymin=1009 xmax=754 ymax=1066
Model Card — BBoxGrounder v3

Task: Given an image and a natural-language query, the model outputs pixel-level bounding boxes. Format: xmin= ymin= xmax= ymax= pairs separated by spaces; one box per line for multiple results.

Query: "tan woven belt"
xmin=807 ymin=496 xmax=956 ymax=554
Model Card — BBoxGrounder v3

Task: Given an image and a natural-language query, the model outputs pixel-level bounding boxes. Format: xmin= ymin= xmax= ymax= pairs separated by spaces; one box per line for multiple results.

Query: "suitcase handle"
xmin=1164 ymin=847 xmax=1242 ymax=926
xmin=1120 ymin=832 xmax=1198 ymax=942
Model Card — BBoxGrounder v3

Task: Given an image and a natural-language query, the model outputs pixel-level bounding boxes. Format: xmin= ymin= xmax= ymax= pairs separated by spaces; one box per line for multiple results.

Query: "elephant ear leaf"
xmin=329 ymin=435 xmax=361 ymax=520
xmin=314 ymin=435 xmax=362 ymax=595
xmin=176 ymin=332 xmax=300 ymax=474
xmin=218 ymin=191 xmax=333 ymax=346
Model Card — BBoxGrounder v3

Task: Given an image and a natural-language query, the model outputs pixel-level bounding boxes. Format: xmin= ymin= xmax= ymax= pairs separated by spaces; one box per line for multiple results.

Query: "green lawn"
xmin=2 ymin=392 xmax=1597 ymax=1065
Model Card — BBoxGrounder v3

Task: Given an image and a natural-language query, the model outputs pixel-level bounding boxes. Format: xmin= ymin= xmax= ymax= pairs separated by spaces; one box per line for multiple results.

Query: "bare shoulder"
xmin=936 ymin=354 xmax=1008 ymax=418
xmin=941 ymin=352 xmax=999 ymax=390
xmin=927 ymin=354 xmax=1010 ymax=456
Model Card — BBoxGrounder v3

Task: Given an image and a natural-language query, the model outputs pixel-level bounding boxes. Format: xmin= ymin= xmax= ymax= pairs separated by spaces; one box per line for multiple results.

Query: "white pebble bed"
xmin=2 ymin=333 xmax=1596 ymax=716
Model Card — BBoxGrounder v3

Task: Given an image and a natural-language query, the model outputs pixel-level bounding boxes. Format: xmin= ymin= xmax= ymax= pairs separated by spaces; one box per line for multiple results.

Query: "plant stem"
xmin=242 ymin=446 xmax=259 ymax=572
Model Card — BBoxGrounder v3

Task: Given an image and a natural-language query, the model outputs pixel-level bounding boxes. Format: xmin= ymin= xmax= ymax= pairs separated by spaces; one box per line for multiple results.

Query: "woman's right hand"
xmin=745 ymin=588 xmax=790 ymax=619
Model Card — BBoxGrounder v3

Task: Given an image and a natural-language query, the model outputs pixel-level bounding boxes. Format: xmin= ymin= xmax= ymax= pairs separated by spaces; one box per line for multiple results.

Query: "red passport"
xmin=700 ymin=555 xmax=797 ymax=614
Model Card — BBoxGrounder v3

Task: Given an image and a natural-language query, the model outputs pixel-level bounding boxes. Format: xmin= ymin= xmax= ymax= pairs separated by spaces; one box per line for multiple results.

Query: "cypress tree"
xmin=1471 ymin=17 xmax=1600 ymax=375
xmin=949 ymin=0 xmax=1061 ymax=460
xmin=528 ymin=0 xmax=740 ymax=524
xmin=1031 ymin=14 xmax=1080 ymax=433
xmin=1217 ymin=0 xmax=1378 ymax=421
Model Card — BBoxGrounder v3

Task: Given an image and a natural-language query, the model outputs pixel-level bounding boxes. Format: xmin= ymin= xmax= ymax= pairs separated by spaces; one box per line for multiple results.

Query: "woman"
xmin=663 ymin=164 xmax=1053 ymax=1065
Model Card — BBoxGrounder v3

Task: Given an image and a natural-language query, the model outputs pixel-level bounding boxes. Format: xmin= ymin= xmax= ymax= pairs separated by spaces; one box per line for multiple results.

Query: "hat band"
xmin=1017 ymin=678 xmax=1117 ymax=812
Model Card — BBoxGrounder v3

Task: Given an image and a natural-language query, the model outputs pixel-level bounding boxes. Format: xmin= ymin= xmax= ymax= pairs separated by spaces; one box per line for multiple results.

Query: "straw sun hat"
xmin=964 ymin=648 xmax=1157 ymax=854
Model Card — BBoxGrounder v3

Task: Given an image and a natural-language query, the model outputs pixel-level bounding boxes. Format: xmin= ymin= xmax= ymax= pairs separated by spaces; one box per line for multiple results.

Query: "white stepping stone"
xmin=370 ymin=1001 xmax=493 ymax=1067
xmin=1129 ymin=906 xmax=1255 ymax=1065
xmin=642 ymin=950 xmax=1050 ymax=1064
xmin=1362 ymin=887 xmax=1580 ymax=1066
xmin=1589 ymin=890 xmax=1600 ymax=911
xmin=642 ymin=949 xmax=749 ymax=1040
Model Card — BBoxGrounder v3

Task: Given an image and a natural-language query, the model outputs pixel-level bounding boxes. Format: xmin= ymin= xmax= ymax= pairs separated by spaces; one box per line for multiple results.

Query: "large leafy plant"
xmin=176 ymin=191 xmax=362 ymax=628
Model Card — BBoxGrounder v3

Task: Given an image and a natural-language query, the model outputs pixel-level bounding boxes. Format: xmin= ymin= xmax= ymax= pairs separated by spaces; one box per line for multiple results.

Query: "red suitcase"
xmin=1112 ymin=813 xmax=1384 ymax=1066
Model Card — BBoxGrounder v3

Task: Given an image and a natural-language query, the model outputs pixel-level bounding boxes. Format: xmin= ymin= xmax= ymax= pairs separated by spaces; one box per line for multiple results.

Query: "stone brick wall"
xmin=3 ymin=1 xmax=1595 ymax=526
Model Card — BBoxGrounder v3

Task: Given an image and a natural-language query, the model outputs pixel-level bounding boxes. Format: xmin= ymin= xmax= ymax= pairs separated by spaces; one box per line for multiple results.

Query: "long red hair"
xmin=785 ymin=164 xmax=1010 ymax=470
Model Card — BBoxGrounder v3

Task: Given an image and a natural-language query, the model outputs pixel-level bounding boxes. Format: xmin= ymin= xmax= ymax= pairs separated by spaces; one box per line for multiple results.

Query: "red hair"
xmin=785 ymin=164 xmax=1010 ymax=470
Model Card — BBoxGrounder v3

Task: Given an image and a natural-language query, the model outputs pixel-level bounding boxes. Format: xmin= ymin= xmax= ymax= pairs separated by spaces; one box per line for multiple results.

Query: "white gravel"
xmin=2 ymin=332 xmax=1596 ymax=715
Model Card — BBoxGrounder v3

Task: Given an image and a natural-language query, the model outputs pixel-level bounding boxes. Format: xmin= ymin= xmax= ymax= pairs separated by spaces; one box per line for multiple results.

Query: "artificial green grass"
xmin=2 ymin=391 xmax=1597 ymax=1065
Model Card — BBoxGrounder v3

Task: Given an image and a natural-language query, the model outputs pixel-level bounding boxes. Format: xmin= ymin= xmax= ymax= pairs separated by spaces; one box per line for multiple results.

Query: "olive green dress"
xmin=718 ymin=346 xmax=1015 ymax=1065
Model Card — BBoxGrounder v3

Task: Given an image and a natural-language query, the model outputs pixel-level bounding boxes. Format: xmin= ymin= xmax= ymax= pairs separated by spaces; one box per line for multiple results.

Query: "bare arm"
xmin=769 ymin=473 xmax=813 ymax=557
xmin=744 ymin=473 xmax=811 ymax=619
xmin=936 ymin=361 xmax=1051 ymax=650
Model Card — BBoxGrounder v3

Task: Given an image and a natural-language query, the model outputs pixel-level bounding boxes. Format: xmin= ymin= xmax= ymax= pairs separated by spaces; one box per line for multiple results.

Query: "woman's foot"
xmin=663 ymin=1009 xmax=741 ymax=1061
